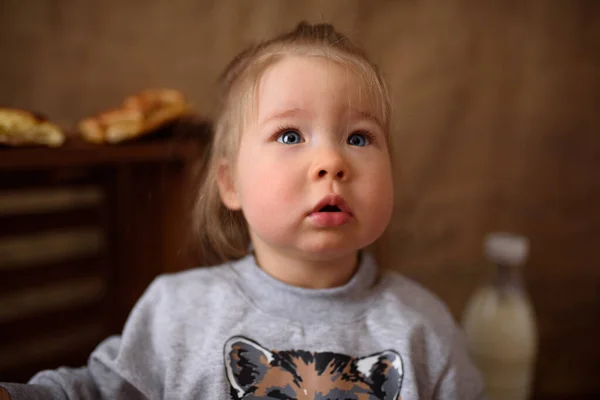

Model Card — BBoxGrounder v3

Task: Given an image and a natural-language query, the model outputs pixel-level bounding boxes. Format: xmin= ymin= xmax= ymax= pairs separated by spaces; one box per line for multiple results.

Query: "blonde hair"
xmin=193 ymin=22 xmax=391 ymax=265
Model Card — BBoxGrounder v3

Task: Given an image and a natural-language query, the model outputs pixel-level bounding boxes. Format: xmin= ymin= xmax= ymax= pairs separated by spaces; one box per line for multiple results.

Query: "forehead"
xmin=253 ymin=55 xmax=382 ymax=124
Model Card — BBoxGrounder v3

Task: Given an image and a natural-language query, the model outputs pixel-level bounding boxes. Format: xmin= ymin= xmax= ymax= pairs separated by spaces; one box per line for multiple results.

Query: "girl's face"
xmin=219 ymin=55 xmax=393 ymax=262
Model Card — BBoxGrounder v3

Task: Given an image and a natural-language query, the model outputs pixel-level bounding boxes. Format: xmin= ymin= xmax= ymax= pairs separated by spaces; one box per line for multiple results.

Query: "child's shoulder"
xmin=377 ymin=269 xmax=459 ymax=339
xmin=146 ymin=261 xmax=238 ymax=303
xmin=161 ymin=261 xmax=234 ymax=284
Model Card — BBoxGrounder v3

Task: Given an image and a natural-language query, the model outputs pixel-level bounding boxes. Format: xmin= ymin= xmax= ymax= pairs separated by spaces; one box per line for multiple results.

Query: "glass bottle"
xmin=461 ymin=232 xmax=538 ymax=400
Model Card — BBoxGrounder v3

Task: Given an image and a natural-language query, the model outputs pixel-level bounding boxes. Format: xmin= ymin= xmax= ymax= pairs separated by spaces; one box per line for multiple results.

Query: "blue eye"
xmin=347 ymin=132 xmax=370 ymax=147
xmin=277 ymin=130 xmax=303 ymax=144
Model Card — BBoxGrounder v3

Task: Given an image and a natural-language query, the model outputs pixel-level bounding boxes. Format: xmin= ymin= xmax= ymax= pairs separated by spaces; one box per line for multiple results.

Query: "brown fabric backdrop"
xmin=1 ymin=1 xmax=599 ymax=398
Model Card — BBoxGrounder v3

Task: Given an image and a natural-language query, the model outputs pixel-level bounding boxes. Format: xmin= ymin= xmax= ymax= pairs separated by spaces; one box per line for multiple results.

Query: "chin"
xmin=298 ymin=240 xmax=366 ymax=260
xmin=299 ymin=250 xmax=359 ymax=263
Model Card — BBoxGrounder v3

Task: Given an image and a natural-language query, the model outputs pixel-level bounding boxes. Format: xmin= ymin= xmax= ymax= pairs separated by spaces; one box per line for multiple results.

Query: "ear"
xmin=355 ymin=350 xmax=404 ymax=400
xmin=216 ymin=158 xmax=242 ymax=210
xmin=224 ymin=336 xmax=274 ymax=398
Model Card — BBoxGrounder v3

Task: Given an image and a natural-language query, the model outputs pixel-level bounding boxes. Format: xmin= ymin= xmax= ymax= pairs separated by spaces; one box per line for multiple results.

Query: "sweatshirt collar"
xmin=230 ymin=251 xmax=380 ymax=324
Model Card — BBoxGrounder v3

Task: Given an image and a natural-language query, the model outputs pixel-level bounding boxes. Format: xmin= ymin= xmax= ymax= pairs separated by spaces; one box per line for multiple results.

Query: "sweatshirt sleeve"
xmin=432 ymin=326 xmax=487 ymax=400
xmin=0 ymin=276 xmax=169 ymax=400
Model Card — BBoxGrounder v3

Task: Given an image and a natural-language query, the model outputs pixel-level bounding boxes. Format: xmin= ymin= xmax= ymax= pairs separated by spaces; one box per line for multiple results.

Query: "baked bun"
xmin=0 ymin=108 xmax=65 ymax=147
xmin=79 ymin=89 xmax=190 ymax=144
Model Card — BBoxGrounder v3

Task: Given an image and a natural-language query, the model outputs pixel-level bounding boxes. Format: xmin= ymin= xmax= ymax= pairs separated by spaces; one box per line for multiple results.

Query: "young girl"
xmin=0 ymin=22 xmax=484 ymax=400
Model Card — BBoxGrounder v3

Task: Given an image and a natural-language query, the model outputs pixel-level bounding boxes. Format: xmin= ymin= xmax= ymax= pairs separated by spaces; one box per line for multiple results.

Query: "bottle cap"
xmin=484 ymin=232 xmax=530 ymax=266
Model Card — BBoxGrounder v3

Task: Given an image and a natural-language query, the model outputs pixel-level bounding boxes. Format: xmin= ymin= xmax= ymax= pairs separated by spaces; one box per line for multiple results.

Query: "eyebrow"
xmin=260 ymin=107 xmax=383 ymax=128
xmin=260 ymin=108 xmax=307 ymax=125
xmin=348 ymin=108 xmax=384 ymax=128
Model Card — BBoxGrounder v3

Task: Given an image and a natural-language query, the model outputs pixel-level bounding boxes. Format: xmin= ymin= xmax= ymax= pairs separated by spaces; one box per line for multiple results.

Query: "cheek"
xmin=360 ymin=159 xmax=394 ymax=227
xmin=239 ymin=161 xmax=299 ymax=202
xmin=370 ymin=177 xmax=394 ymax=218
xmin=235 ymin=155 xmax=303 ymax=225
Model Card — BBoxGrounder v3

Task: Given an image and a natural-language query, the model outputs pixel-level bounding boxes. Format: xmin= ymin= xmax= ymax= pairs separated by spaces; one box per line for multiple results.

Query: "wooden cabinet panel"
xmin=0 ymin=127 xmax=209 ymax=382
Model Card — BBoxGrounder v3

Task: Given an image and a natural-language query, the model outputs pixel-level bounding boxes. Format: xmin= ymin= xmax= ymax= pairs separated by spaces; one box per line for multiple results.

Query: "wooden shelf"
xmin=0 ymin=120 xmax=211 ymax=170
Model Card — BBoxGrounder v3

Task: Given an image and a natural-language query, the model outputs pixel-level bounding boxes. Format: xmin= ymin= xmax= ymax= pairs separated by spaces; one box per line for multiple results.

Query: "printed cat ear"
xmin=356 ymin=350 xmax=404 ymax=400
xmin=224 ymin=336 xmax=275 ymax=398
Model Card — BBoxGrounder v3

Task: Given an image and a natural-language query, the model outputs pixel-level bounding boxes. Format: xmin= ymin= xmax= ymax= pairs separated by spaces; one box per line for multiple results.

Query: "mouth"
xmin=310 ymin=194 xmax=352 ymax=215
xmin=309 ymin=195 xmax=353 ymax=227
xmin=319 ymin=204 xmax=342 ymax=212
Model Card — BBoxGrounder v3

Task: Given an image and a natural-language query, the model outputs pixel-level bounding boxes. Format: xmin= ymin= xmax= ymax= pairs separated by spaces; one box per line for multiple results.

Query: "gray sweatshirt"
xmin=1 ymin=253 xmax=485 ymax=399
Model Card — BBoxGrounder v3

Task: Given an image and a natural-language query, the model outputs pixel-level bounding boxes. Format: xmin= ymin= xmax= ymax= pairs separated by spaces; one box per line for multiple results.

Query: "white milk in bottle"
xmin=461 ymin=233 xmax=538 ymax=400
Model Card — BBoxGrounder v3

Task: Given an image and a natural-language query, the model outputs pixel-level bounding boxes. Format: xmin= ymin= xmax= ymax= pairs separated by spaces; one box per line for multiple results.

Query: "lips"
xmin=311 ymin=194 xmax=352 ymax=215
xmin=309 ymin=194 xmax=352 ymax=227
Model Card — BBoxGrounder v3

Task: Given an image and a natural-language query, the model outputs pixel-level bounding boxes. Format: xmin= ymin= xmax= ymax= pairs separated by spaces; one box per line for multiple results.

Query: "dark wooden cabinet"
xmin=0 ymin=125 xmax=210 ymax=382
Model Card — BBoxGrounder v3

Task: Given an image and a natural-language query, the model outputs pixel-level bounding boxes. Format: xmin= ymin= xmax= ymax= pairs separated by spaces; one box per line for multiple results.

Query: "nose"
xmin=311 ymin=147 xmax=349 ymax=182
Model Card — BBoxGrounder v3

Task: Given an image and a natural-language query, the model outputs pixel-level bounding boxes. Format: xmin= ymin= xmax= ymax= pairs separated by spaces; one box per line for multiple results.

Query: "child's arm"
xmin=432 ymin=327 xmax=487 ymax=400
xmin=0 ymin=277 xmax=170 ymax=399
xmin=0 ymin=367 xmax=98 ymax=399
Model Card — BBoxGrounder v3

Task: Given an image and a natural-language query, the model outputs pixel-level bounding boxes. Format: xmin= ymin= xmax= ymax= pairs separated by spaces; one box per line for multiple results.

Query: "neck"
xmin=251 ymin=242 xmax=359 ymax=289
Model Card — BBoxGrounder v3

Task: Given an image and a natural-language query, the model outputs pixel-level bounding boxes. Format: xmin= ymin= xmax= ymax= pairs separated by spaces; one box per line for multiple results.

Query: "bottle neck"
xmin=494 ymin=263 xmax=524 ymax=292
